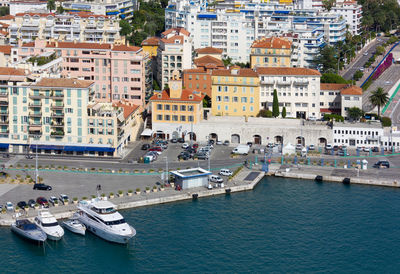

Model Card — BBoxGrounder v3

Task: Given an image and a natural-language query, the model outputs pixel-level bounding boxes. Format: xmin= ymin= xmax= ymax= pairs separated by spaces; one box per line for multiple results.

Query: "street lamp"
xmin=164 ymin=156 xmax=168 ymax=185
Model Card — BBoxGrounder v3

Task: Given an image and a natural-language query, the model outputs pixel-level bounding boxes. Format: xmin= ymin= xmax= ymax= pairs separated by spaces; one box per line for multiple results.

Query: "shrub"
xmin=353 ymin=70 xmax=363 ymax=81
xmin=146 ymin=187 xmax=150 ymax=191
xmin=118 ymin=190 xmax=123 ymax=194
xmin=136 ymin=188 xmax=140 ymax=192
xmin=257 ymin=109 xmax=273 ymax=118
xmin=381 ymin=116 xmax=392 ymax=127
xmin=128 ymin=189 xmax=133 ymax=193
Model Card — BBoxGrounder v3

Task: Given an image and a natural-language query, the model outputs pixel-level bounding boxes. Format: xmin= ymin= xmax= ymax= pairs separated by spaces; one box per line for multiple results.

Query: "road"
xmin=342 ymin=38 xmax=389 ymax=81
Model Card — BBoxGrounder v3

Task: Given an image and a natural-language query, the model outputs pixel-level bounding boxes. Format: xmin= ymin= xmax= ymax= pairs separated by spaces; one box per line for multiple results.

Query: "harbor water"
xmin=1 ymin=176 xmax=400 ymax=273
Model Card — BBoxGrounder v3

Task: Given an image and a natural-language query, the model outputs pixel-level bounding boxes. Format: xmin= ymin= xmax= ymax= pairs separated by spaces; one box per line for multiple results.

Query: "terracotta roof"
xmin=320 ymin=83 xmax=348 ymax=90
xmin=340 ymin=85 xmax=362 ymax=95
xmin=150 ymin=89 xmax=204 ymax=102
xmin=212 ymin=68 xmax=258 ymax=77
xmin=0 ymin=15 xmax=15 ymax=20
xmin=0 ymin=30 xmax=8 ymax=37
xmin=161 ymin=35 xmax=183 ymax=45
xmin=47 ymin=41 xmax=112 ymax=50
xmin=0 ymin=45 xmax=11 ymax=55
xmin=34 ymin=78 xmax=94 ymax=88
xmin=195 ymin=47 xmax=223 ymax=54
xmin=251 ymin=37 xmax=292 ymax=49
xmin=184 ymin=68 xmax=208 ymax=73
xmin=194 ymin=55 xmax=224 ymax=68
xmin=0 ymin=67 xmax=25 ymax=76
xmin=141 ymin=37 xmax=160 ymax=46
xmin=162 ymin=28 xmax=190 ymax=37
xmin=113 ymin=102 xmax=140 ymax=119
xmin=113 ymin=44 xmax=141 ymax=52
xmin=0 ymin=22 xmax=9 ymax=28
xmin=15 ymin=12 xmax=56 ymax=17
xmin=256 ymin=67 xmax=321 ymax=76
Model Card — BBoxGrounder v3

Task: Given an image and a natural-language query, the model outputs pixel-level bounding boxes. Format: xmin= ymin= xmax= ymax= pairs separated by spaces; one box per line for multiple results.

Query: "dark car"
xmin=141 ymin=144 xmax=151 ymax=150
xmin=36 ymin=197 xmax=49 ymax=208
xmin=208 ymin=139 xmax=215 ymax=145
xmin=33 ymin=183 xmax=52 ymax=191
xmin=186 ymin=147 xmax=197 ymax=154
xmin=373 ymin=160 xmax=390 ymax=168
xmin=177 ymin=138 xmax=185 ymax=143
xmin=194 ymin=152 xmax=209 ymax=160
xmin=170 ymin=138 xmax=178 ymax=143
xmin=17 ymin=201 xmax=27 ymax=209
xmin=28 ymin=199 xmax=36 ymax=208
xmin=178 ymin=152 xmax=191 ymax=160
xmin=372 ymin=147 xmax=379 ymax=152
xmin=25 ymin=154 xmax=34 ymax=159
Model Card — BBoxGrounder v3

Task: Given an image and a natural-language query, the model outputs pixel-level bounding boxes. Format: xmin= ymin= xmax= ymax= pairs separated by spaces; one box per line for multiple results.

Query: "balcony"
xmin=51 ymin=103 xmax=64 ymax=109
xmin=293 ymin=80 xmax=309 ymax=86
xmin=0 ymin=101 xmax=8 ymax=106
xmin=276 ymin=80 xmax=292 ymax=86
xmin=29 ymin=111 xmax=42 ymax=117
xmin=51 ymin=122 xmax=64 ymax=128
xmin=261 ymin=79 xmax=275 ymax=85
xmin=51 ymin=111 xmax=64 ymax=118
xmin=51 ymin=93 xmax=64 ymax=99
xmin=29 ymin=94 xmax=43 ymax=99
xmin=29 ymin=102 xmax=42 ymax=107
xmin=50 ymin=130 xmax=64 ymax=137
xmin=0 ymin=92 xmax=8 ymax=98
xmin=0 ymin=120 xmax=8 ymax=125
xmin=0 ymin=110 xmax=8 ymax=115
xmin=29 ymin=124 xmax=42 ymax=132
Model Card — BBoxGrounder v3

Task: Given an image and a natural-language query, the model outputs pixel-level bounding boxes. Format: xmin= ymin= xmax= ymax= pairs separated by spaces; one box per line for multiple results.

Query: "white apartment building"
xmin=165 ymin=0 xmax=348 ymax=64
xmin=156 ymin=28 xmax=192 ymax=89
xmin=333 ymin=123 xmax=383 ymax=148
xmin=256 ymin=67 xmax=321 ymax=119
xmin=9 ymin=0 xmax=47 ymax=16
xmin=8 ymin=12 xmax=121 ymax=45
xmin=62 ymin=0 xmax=134 ymax=20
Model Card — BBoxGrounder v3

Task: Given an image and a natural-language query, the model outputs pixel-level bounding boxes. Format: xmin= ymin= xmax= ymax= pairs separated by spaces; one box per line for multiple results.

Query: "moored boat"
xmin=62 ymin=219 xmax=86 ymax=236
xmin=11 ymin=219 xmax=47 ymax=244
xmin=34 ymin=209 xmax=64 ymax=241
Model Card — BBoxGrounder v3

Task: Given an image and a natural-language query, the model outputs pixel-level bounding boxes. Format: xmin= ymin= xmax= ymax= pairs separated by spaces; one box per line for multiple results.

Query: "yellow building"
xmin=150 ymin=72 xmax=204 ymax=140
xmin=211 ymin=67 xmax=260 ymax=117
xmin=141 ymin=37 xmax=160 ymax=58
xmin=250 ymin=37 xmax=292 ymax=68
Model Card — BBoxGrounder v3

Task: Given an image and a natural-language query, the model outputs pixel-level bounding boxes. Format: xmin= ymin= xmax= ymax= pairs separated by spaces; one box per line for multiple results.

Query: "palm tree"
xmin=47 ymin=0 xmax=56 ymax=13
xmin=369 ymin=87 xmax=389 ymax=118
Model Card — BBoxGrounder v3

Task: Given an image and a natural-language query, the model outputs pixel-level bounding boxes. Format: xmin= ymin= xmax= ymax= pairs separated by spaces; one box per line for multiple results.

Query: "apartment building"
xmin=0 ymin=45 xmax=11 ymax=66
xmin=257 ymin=67 xmax=321 ymax=119
xmin=150 ymin=72 xmax=204 ymax=140
xmin=62 ymin=0 xmax=134 ymax=20
xmin=250 ymin=37 xmax=292 ymax=68
xmin=183 ymin=54 xmax=225 ymax=97
xmin=320 ymin=83 xmax=363 ymax=118
xmin=333 ymin=123 xmax=383 ymax=148
xmin=165 ymin=0 xmax=348 ymax=64
xmin=15 ymin=39 xmax=148 ymax=106
xmin=0 ymin=68 xmax=142 ymax=157
xmin=8 ymin=12 xmax=121 ymax=45
xmin=195 ymin=47 xmax=223 ymax=60
xmin=9 ymin=0 xmax=47 ymax=16
xmin=141 ymin=36 xmax=160 ymax=58
xmin=156 ymin=28 xmax=192 ymax=89
xmin=211 ymin=67 xmax=260 ymax=117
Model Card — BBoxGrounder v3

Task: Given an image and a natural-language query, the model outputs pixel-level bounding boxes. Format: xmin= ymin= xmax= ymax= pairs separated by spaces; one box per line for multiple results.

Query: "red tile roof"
xmin=194 ymin=55 xmax=224 ymax=68
xmin=195 ymin=47 xmax=223 ymax=54
xmin=162 ymin=28 xmax=190 ymax=37
xmin=251 ymin=37 xmax=292 ymax=49
xmin=256 ymin=67 xmax=321 ymax=76
xmin=141 ymin=37 xmax=160 ymax=46
xmin=0 ymin=67 xmax=25 ymax=76
xmin=184 ymin=68 xmax=208 ymax=73
xmin=113 ymin=44 xmax=141 ymax=52
xmin=0 ymin=45 xmax=11 ymax=55
xmin=15 ymin=12 xmax=56 ymax=17
xmin=0 ymin=15 xmax=15 ymax=20
xmin=161 ymin=35 xmax=183 ymax=45
xmin=340 ymin=85 xmax=362 ymax=95
xmin=113 ymin=102 xmax=140 ymax=119
xmin=212 ymin=68 xmax=258 ymax=77
xmin=21 ymin=42 xmax=35 ymax=47
xmin=34 ymin=78 xmax=94 ymax=88
xmin=45 ymin=41 xmax=141 ymax=52
xmin=320 ymin=83 xmax=348 ymax=90
xmin=0 ymin=30 xmax=8 ymax=37
xmin=150 ymin=89 xmax=204 ymax=102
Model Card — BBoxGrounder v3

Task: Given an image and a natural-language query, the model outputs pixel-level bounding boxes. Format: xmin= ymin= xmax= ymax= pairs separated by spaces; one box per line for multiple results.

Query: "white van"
xmin=219 ymin=169 xmax=233 ymax=176
xmin=209 ymin=175 xmax=223 ymax=183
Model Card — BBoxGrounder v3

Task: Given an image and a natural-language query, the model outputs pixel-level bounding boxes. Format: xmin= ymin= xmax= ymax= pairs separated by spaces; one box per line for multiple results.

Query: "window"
xmin=188 ymin=116 xmax=194 ymax=122
xmin=224 ymin=96 xmax=229 ymax=102
xmin=216 ymin=96 xmax=221 ymax=102
xmin=157 ymin=104 xmax=162 ymax=110
xmin=180 ymin=116 xmax=186 ymax=122
xmin=344 ymin=96 xmax=350 ymax=100
xmin=241 ymin=97 xmax=247 ymax=103
xmin=180 ymin=105 xmax=186 ymax=111
xmin=173 ymin=105 xmax=178 ymax=111
xmin=164 ymin=115 xmax=170 ymax=121
xmin=164 ymin=104 xmax=170 ymax=111
xmin=233 ymin=96 xmax=238 ymax=102
xmin=172 ymin=115 xmax=178 ymax=121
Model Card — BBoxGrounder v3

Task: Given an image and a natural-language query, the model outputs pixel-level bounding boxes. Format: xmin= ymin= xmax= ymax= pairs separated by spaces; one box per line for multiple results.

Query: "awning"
xmin=63 ymin=146 xmax=86 ymax=152
xmin=141 ymin=128 xmax=153 ymax=136
xmin=0 ymin=143 xmax=8 ymax=149
xmin=85 ymin=147 xmax=115 ymax=152
xmin=30 ymin=145 xmax=63 ymax=150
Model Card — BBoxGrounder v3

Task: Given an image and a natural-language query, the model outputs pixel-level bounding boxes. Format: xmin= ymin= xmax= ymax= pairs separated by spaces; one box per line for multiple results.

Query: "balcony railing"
xmin=50 ymin=131 xmax=64 ymax=137
xmin=0 ymin=120 xmax=8 ymax=125
xmin=29 ymin=94 xmax=43 ymax=99
xmin=51 ymin=122 xmax=64 ymax=127
xmin=29 ymin=102 xmax=42 ymax=107
xmin=51 ymin=103 xmax=64 ymax=109
xmin=29 ymin=112 xmax=42 ymax=117
xmin=51 ymin=93 xmax=64 ymax=98
xmin=0 ymin=92 xmax=8 ymax=98
xmin=51 ymin=112 xmax=64 ymax=117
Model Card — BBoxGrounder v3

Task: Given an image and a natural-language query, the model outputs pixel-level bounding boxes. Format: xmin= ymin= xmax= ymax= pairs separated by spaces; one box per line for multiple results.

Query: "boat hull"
xmin=78 ymin=216 xmax=135 ymax=244
xmin=11 ymin=225 xmax=47 ymax=244
xmin=63 ymin=221 xmax=86 ymax=236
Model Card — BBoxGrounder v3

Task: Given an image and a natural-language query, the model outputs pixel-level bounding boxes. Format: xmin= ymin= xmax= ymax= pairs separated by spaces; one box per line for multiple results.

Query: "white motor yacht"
xmin=34 ymin=209 xmax=64 ymax=241
xmin=76 ymin=199 xmax=136 ymax=244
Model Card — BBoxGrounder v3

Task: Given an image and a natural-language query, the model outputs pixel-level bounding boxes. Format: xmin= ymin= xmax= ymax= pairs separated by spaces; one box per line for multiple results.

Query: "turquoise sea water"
xmin=1 ymin=177 xmax=400 ymax=273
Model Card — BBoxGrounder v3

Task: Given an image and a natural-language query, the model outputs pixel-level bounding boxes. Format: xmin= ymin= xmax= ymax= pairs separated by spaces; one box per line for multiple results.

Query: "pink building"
xmin=14 ymin=39 xmax=148 ymax=106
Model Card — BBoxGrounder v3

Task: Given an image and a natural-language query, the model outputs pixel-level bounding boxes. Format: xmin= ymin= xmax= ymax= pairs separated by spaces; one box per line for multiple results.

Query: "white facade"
xmin=165 ymin=0 xmax=348 ymax=65
xmin=333 ymin=123 xmax=383 ymax=148
xmin=9 ymin=1 xmax=47 ymax=15
xmin=257 ymin=67 xmax=321 ymax=119
xmin=62 ymin=0 xmax=134 ymax=20
xmin=331 ymin=1 xmax=362 ymax=35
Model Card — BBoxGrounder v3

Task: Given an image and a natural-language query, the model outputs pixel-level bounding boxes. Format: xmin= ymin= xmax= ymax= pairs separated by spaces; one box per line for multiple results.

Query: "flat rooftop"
xmin=171 ymin=167 xmax=212 ymax=178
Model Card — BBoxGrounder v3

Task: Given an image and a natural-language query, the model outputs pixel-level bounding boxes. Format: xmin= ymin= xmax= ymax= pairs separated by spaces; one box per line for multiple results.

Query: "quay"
xmin=0 ymin=168 xmax=265 ymax=227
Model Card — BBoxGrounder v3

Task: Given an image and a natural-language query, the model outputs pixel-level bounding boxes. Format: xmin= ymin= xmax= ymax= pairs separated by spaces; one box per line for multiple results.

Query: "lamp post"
xmin=164 ymin=156 xmax=168 ymax=185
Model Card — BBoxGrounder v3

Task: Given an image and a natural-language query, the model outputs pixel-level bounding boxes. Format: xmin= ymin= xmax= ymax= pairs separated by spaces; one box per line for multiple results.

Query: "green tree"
xmin=272 ymin=89 xmax=279 ymax=118
xmin=313 ymin=45 xmax=338 ymax=73
xmin=353 ymin=70 xmax=364 ymax=81
xmin=47 ymin=0 xmax=56 ymax=12
xmin=281 ymin=106 xmax=286 ymax=118
xmin=119 ymin=20 xmax=132 ymax=41
xmin=257 ymin=109 xmax=273 ymax=118
xmin=321 ymin=73 xmax=349 ymax=84
xmin=369 ymin=87 xmax=389 ymax=118
xmin=0 ymin=6 xmax=9 ymax=16
xmin=56 ymin=5 xmax=64 ymax=14
xmin=347 ymin=107 xmax=364 ymax=121
xmin=222 ymin=57 xmax=233 ymax=67
xmin=375 ymin=45 xmax=385 ymax=55
xmin=322 ymin=0 xmax=336 ymax=11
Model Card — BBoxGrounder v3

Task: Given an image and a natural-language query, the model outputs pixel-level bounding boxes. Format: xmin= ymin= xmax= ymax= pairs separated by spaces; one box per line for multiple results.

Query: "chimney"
xmin=73 ymin=39 xmax=77 ymax=44
xmin=55 ymin=41 xmax=58 ymax=47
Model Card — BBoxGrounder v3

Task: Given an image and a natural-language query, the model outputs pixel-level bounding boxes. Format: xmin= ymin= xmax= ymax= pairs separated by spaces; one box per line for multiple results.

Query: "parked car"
xmin=170 ymin=138 xmax=178 ymax=143
xmin=205 ymin=144 xmax=214 ymax=150
xmin=194 ymin=152 xmax=209 ymax=160
xmin=5 ymin=202 xmax=13 ymax=211
xmin=308 ymin=144 xmax=315 ymax=150
xmin=178 ymin=152 xmax=191 ymax=160
xmin=247 ymin=142 xmax=253 ymax=147
xmin=25 ymin=154 xmax=34 ymax=159
xmin=33 ymin=183 xmax=52 ymax=191
xmin=208 ymin=139 xmax=215 ymax=145
xmin=372 ymin=147 xmax=379 ymax=152
xmin=149 ymin=147 xmax=163 ymax=155
xmin=141 ymin=144 xmax=151 ymax=150
xmin=338 ymin=150 xmax=349 ymax=156
xmin=373 ymin=160 xmax=390 ymax=168
xmin=2 ymin=153 xmax=9 ymax=158
xmin=216 ymin=140 xmax=223 ymax=145
xmin=223 ymin=140 xmax=230 ymax=146
xmin=28 ymin=199 xmax=36 ymax=208
xmin=363 ymin=147 xmax=370 ymax=152
xmin=325 ymin=144 xmax=333 ymax=150
xmin=145 ymin=151 xmax=158 ymax=162
xmin=266 ymin=143 xmax=274 ymax=148
xmin=177 ymin=138 xmax=185 ymax=143
xmin=209 ymin=175 xmax=223 ymax=183
xmin=186 ymin=147 xmax=197 ymax=154
xmin=219 ymin=169 xmax=233 ymax=176
xmin=333 ymin=145 xmax=339 ymax=151
xmin=192 ymin=143 xmax=199 ymax=149
xmin=295 ymin=144 xmax=303 ymax=151
xmin=36 ymin=197 xmax=49 ymax=208
xmin=363 ymin=51 xmax=368 ymax=56
xmin=59 ymin=194 xmax=69 ymax=205
xmin=17 ymin=201 xmax=27 ymax=210
xmin=49 ymin=196 xmax=59 ymax=206
xmin=182 ymin=143 xmax=190 ymax=149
